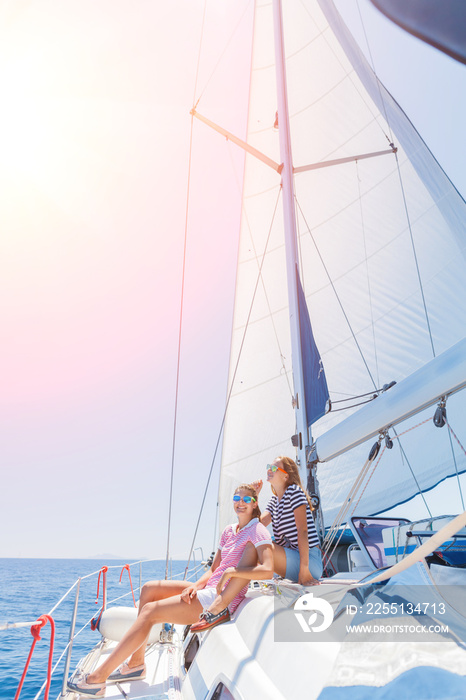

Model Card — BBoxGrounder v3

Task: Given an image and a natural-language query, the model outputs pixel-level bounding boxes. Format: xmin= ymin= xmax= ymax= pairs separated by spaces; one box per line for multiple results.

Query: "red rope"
xmin=91 ymin=566 xmax=108 ymax=631
xmin=14 ymin=615 xmax=55 ymax=700
xmin=119 ymin=564 xmax=137 ymax=607
xmin=94 ymin=566 xmax=108 ymax=604
xmin=447 ymin=421 xmax=466 ymax=457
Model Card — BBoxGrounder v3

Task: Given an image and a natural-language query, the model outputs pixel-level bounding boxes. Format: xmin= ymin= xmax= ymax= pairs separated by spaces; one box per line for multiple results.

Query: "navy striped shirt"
xmin=266 ymin=484 xmax=319 ymax=549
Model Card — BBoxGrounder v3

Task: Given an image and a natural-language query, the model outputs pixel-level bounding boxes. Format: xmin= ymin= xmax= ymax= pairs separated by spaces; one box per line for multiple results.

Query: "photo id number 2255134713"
xmin=346 ymin=601 xmax=447 ymax=616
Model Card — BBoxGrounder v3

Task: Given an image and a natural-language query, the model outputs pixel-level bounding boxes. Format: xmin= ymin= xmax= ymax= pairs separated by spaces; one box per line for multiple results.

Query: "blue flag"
xmin=297 ymin=272 xmax=329 ymax=426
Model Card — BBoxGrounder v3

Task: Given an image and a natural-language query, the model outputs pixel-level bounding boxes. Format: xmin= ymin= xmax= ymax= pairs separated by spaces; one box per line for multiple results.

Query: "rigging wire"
xmin=446 ymin=421 xmax=466 ymax=511
xmin=382 ymin=413 xmax=466 ymax=518
xmin=355 ymin=1 xmax=436 ymax=359
xmin=392 ymin=425 xmax=432 ymax=517
xmin=241 ymin=191 xmax=294 ymax=401
xmin=297 ymin=0 xmax=394 ymax=150
xmin=355 ymin=0 xmax=395 ymax=144
xmin=165 ymin=0 xmax=208 ymax=580
xmin=191 ymin=0 xmax=208 ymax=107
xmin=351 ymin=445 xmax=387 ymax=515
xmin=193 ymin=0 xmax=253 ymax=109
xmin=329 ymin=378 xmax=395 ymax=410
xmin=295 ymin=195 xmax=306 ymax=294
xmin=393 ymin=150 xmax=436 ymax=358
xmin=330 ymin=397 xmax=378 ymax=412
xmin=295 ymin=198 xmax=378 ymax=391
xmin=183 ymin=188 xmax=283 ymax=578
xmin=226 ymin=136 xmax=294 ymax=401
xmin=164 ymin=126 xmax=190 ymax=580
xmin=356 ymin=159 xmax=380 ymax=387
xmin=331 ymin=386 xmax=390 ymax=403
xmin=322 ymin=446 xmax=383 ymax=564
xmin=212 ymin=500 xmax=219 ymax=557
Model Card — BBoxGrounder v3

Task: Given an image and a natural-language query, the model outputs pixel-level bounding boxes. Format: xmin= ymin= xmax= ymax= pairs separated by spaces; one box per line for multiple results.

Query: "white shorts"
xmin=195 ymin=587 xmax=218 ymax=611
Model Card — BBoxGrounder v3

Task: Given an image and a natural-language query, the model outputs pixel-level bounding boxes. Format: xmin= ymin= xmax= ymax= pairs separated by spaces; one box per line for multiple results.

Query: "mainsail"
xmin=218 ymin=0 xmax=466 ymax=531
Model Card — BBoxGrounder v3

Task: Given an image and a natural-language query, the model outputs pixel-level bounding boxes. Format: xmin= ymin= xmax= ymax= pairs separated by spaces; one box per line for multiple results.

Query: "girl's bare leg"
xmin=87 ymin=594 xmax=203 ymax=683
xmin=127 ymin=580 xmax=187 ymax=667
xmin=138 ymin=579 xmax=188 ymax=609
xmin=207 ymin=542 xmax=259 ymax=615
xmin=270 ymin=543 xmax=287 ymax=577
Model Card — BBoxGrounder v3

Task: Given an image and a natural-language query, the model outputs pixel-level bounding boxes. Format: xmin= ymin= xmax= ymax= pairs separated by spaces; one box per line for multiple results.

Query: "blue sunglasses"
xmin=233 ymin=494 xmax=256 ymax=504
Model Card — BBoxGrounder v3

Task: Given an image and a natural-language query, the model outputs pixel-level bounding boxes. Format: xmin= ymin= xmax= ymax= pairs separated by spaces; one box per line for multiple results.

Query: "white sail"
xmin=219 ymin=0 xmax=466 ymax=530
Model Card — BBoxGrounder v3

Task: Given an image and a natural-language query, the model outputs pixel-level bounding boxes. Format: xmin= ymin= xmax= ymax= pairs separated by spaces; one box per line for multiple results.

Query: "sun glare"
xmin=0 ymin=22 xmax=59 ymax=181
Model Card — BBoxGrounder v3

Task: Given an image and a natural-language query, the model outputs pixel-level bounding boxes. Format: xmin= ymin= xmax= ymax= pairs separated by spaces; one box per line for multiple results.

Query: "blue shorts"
xmin=284 ymin=545 xmax=323 ymax=581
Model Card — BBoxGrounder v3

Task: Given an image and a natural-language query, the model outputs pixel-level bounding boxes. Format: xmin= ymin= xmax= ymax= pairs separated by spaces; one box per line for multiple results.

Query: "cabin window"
xmin=210 ymin=682 xmax=235 ymax=699
xmin=183 ymin=634 xmax=200 ymax=672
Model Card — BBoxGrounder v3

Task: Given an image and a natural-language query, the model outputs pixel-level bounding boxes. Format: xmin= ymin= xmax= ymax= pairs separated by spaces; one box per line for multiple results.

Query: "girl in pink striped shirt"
xmin=68 ymin=484 xmax=273 ymax=697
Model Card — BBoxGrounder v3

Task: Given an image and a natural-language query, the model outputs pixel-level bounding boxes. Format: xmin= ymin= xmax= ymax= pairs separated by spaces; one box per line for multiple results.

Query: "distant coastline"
xmin=86 ymin=553 xmax=143 ymax=560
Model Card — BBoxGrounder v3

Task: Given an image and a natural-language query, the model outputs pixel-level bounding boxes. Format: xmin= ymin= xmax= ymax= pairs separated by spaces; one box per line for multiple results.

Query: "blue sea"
xmin=0 ymin=558 xmax=199 ymax=700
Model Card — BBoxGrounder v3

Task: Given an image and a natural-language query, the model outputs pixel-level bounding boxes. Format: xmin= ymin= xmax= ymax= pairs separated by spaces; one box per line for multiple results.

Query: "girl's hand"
xmin=250 ymin=479 xmax=263 ymax=495
xmin=181 ymin=584 xmax=198 ymax=603
xmin=216 ymin=567 xmax=235 ymax=594
xmin=298 ymin=567 xmax=320 ymax=586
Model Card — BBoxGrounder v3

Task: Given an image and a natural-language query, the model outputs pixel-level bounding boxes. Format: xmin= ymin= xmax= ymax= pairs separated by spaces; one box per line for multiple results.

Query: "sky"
xmin=0 ymin=0 xmax=465 ymax=560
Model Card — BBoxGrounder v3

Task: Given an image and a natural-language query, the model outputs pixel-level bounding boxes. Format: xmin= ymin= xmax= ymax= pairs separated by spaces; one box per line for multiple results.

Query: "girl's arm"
xmin=260 ymin=511 xmax=272 ymax=527
xmin=181 ymin=549 xmax=221 ymax=603
xmin=215 ymin=542 xmax=273 ymax=593
xmin=294 ymin=504 xmax=318 ymax=586
xmin=249 ymin=480 xmax=271 ymax=526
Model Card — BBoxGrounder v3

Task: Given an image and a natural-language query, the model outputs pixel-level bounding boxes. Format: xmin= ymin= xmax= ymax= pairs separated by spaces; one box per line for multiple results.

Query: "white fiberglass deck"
xmin=66 ymin=633 xmax=184 ymax=700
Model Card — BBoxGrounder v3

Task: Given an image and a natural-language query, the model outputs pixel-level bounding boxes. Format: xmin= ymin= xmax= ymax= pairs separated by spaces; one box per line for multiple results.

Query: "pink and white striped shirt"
xmin=206 ymin=517 xmax=272 ymax=612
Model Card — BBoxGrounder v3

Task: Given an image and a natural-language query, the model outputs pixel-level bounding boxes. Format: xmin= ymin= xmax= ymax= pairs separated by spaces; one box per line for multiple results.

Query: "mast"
xmin=272 ymin=0 xmax=322 ymax=525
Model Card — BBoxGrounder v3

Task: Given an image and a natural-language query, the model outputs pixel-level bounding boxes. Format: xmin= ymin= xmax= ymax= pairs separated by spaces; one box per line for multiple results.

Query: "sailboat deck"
xmin=66 ymin=633 xmax=184 ymax=700
xmin=62 ymin=569 xmax=466 ymax=699
xmin=64 ymin=582 xmax=344 ymax=700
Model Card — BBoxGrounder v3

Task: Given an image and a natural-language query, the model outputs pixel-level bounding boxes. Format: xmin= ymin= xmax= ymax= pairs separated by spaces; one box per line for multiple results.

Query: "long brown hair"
xmin=235 ymin=483 xmax=261 ymax=520
xmin=271 ymin=456 xmax=315 ymax=512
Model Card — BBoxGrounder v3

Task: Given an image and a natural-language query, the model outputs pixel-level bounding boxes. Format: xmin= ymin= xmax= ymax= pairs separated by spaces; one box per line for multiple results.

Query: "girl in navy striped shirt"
xmin=255 ymin=456 xmax=322 ymax=585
